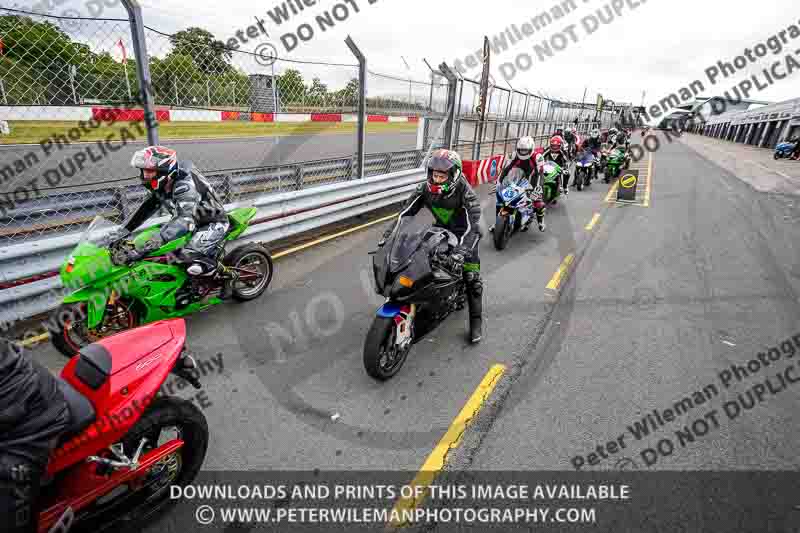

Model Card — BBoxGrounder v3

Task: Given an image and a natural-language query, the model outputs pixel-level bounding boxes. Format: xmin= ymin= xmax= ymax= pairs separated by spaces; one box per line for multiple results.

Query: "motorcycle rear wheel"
xmin=364 ymin=316 xmax=411 ymax=381
xmin=224 ymin=244 xmax=273 ymax=302
xmin=72 ymin=397 xmax=209 ymax=531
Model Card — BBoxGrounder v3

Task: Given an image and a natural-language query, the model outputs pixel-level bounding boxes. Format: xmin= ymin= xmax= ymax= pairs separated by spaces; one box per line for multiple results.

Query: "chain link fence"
xmin=0 ymin=5 xmax=627 ymax=244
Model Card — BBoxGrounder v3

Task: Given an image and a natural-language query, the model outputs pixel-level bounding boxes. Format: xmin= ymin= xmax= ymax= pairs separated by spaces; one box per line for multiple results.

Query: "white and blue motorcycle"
xmin=493 ymin=167 xmax=535 ymax=250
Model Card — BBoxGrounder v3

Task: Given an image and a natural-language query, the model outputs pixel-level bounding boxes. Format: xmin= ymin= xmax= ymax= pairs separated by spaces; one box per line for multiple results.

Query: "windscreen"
xmin=78 ymin=216 xmax=119 ymax=248
xmin=387 ymin=218 xmax=425 ymax=274
xmin=501 ymin=167 xmax=528 ymax=188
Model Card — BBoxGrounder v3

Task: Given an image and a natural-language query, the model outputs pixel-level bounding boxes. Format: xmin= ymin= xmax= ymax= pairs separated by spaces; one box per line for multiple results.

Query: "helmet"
xmin=591 ymin=128 xmax=600 ymax=138
xmin=549 ymin=136 xmax=563 ymax=153
xmin=515 ymin=136 xmax=534 ymax=160
xmin=608 ymin=128 xmax=618 ymax=137
xmin=131 ymin=146 xmax=177 ymax=192
xmin=426 ymin=149 xmax=462 ymax=198
xmin=555 ymin=127 xmax=564 ymax=136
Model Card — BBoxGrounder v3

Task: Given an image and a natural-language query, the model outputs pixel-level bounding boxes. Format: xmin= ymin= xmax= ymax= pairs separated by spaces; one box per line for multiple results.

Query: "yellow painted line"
xmin=546 ymin=254 xmax=575 ymax=292
xmin=17 ymin=332 xmax=50 ymax=347
xmin=643 ymin=152 xmax=653 ymax=207
xmin=585 ymin=213 xmax=601 ymax=231
xmin=272 ymin=213 xmax=398 ymax=259
xmin=604 ymin=180 xmax=619 ymax=203
xmin=389 ymin=364 xmax=507 ymax=527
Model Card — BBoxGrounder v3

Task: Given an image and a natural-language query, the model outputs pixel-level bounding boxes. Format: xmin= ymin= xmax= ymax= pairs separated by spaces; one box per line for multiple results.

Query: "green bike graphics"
xmin=50 ymin=209 xmax=274 ymax=357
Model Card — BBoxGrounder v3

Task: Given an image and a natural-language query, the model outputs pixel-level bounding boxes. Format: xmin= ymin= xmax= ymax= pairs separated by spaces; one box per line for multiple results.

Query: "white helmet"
xmin=516 ymin=136 xmax=535 ymax=160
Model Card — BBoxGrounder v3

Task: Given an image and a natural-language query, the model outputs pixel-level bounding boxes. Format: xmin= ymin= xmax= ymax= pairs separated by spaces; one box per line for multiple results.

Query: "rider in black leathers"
xmin=0 ymin=338 xmax=70 ymax=533
xmin=541 ymin=137 xmax=571 ymax=195
xmin=116 ymin=146 xmax=236 ymax=296
xmin=563 ymin=128 xmax=577 ymax=160
xmin=381 ymin=149 xmax=484 ymax=343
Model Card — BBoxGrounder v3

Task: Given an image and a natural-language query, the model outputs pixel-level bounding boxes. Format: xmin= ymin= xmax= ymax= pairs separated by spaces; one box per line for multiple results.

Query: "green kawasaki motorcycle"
xmin=49 ymin=209 xmax=273 ymax=357
xmin=539 ymin=160 xmax=563 ymax=205
xmin=603 ymin=147 xmax=631 ymax=183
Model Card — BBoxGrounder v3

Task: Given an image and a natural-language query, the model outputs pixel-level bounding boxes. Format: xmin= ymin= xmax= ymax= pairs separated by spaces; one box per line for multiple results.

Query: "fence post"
xmin=345 ymin=36 xmax=366 ymax=179
xmin=121 ymin=0 xmax=159 ymax=145
xmin=436 ymin=63 xmax=458 ymax=150
xmin=452 ymin=73 xmax=465 ymax=150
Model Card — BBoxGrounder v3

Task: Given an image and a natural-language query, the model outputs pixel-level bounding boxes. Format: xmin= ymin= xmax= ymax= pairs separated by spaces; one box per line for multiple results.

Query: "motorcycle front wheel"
xmin=364 ymin=316 xmax=412 ymax=380
xmin=493 ymin=214 xmax=510 ymax=250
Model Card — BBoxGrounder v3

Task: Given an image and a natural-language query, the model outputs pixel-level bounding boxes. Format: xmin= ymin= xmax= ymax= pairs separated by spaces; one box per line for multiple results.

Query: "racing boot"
xmin=465 ymin=271 xmax=483 ymax=344
xmin=536 ymin=208 xmax=546 ymax=232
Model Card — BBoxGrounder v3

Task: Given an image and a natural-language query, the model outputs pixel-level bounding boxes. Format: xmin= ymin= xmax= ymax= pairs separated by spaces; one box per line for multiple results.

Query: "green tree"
xmin=277 ymin=69 xmax=305 ymax=103
xmin=306 ymin=77 xmax=328 ymax=106
xmin=0 ymin=14 xmax=97 ymax=104
xmin=337 ymin=77 xmax=359 ymax=107
xmin=169 ymin=27 xmax=232 ymax=76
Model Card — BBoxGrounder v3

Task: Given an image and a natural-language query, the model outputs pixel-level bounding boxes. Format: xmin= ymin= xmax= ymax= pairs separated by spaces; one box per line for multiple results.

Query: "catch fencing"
xmin=0 ymin=4 xmax=624 ymax=246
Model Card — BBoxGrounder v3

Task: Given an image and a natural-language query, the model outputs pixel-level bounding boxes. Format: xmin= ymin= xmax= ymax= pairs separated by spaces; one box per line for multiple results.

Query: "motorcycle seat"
xmin=74 ymin=343 xmax=113 ymax=390
xmin=55 ymin=377 xmax=96 ymax=447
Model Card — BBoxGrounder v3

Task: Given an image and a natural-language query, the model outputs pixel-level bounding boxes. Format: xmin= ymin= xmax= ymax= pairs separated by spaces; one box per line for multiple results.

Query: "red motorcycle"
xmin=38 ymin=318 xmax=208 ymax=532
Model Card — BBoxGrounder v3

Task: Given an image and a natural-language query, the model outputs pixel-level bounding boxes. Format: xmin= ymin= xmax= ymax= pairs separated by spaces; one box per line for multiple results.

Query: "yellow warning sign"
xmin=620 ymin=174 xmax=637 ymax=188
xmin=616 ymin=170 xmax=639 ymax=202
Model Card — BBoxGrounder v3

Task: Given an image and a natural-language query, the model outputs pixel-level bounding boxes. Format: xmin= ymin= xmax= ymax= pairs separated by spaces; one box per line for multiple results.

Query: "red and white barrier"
xmin=0 ymin=106 xmax=422 ymax=125
xmin=1 ymin=106 xmax=93 ymax=121
xmin=171 ymin=109 xmax=222 ymax=122
xmin=462 ymin=154 xmax=506 ymax=188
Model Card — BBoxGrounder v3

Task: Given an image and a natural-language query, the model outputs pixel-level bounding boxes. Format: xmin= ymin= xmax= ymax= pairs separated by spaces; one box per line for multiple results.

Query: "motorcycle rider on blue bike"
xmin=380 ymin=149 xmax=484 ymax=343
xmin=492 ymin=136 xmax=547 ymax=232
xmin=581 ymin=129 xmax=603 ymax=182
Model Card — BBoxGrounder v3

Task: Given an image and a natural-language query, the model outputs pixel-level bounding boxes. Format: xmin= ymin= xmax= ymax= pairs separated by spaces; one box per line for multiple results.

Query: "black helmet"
xmin=426 ymin=149 xmax=462 ymax=199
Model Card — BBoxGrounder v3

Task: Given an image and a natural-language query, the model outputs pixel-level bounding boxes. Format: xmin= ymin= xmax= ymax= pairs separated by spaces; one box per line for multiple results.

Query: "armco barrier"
xmin=0 ymin=149 xmax=426 ymax=240
xmin=0 ymin=168 xmax=426 ymax=324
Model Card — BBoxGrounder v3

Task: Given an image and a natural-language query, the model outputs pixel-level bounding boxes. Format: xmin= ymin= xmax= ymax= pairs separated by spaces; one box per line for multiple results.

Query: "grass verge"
xmin=0 ymin=120 xmax=418 ymax=145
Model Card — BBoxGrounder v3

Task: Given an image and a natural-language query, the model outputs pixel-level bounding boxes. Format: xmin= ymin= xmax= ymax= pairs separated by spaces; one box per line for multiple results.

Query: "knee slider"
xmin=465 ymin=272 xmax=483 ymax=295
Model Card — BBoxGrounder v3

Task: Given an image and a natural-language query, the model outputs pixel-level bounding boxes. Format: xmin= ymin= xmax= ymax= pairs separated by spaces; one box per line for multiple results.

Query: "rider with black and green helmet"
xmin=381 ymin=149 xmax=484 ymax=343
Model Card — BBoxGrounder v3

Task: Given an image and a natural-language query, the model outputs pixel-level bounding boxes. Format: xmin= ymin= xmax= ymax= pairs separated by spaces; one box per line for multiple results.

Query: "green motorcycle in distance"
xmin=538 ymin=159 xmax=563 ymax=205
xmin=49 ymin=209 xmax=273 ymax=357
xmin=603 ymin=147 xmax=631 ymax=183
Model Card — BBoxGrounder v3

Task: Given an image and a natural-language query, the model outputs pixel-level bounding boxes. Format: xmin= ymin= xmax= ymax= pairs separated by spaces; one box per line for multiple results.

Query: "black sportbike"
xmin=365 ymin=218 xmax=466 ymax=380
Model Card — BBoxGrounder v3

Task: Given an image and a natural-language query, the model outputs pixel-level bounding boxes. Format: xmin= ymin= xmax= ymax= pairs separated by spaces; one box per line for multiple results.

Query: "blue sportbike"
xmin=493 ymin=167 xmax=534 ymax=250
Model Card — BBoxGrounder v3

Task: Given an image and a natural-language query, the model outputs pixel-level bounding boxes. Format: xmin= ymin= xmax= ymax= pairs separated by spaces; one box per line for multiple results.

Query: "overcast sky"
xmin=9 ymin=0 xmax=800 ymax=110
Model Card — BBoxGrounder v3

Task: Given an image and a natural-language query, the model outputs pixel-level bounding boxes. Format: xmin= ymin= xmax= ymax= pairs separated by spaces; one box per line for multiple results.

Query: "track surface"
xmin=0 ymin=130 xmax=418 ymax=193
xmin=21 ymin=132 xmax=800 ymax=529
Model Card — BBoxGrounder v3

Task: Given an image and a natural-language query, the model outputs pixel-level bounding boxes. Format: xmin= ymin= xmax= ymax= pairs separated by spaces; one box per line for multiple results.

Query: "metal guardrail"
xmin=0 ymin=148 xmax=426 ymax=242
xmin=0 ymin=167 xmax=425 ymax=324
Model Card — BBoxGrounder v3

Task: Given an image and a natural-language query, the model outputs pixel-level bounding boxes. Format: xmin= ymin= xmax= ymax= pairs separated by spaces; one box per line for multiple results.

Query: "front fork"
xmin=393 ymin=304 xmax=416 ymax=350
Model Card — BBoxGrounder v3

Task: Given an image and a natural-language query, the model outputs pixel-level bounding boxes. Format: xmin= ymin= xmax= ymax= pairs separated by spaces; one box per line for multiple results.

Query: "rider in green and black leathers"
xmin=381 ymin=149 xmax=484 ymax=343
